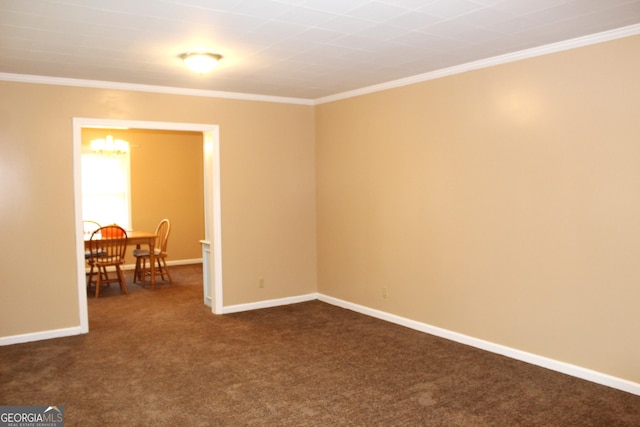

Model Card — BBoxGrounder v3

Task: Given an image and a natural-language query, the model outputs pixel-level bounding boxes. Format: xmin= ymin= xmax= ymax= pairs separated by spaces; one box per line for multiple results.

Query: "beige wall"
xmin=1 ymin=33 xmax=639 ymax=386
xmin=316 ymin=35 xmax=640 ymax=383
xmin=0 ymin=84 xmax=317 ymax=337
xmin=82 ymin=128 xmax=205 ymax=265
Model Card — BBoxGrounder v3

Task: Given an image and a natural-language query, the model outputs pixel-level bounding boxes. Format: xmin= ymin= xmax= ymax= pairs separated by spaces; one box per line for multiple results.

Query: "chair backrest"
xmin=83 ymin=220 xmax=101 ymax=237
xmin=155 ymin=219 xmax=171 ymax=254
xmin=88 ymin=225 xmax=128 ymax=264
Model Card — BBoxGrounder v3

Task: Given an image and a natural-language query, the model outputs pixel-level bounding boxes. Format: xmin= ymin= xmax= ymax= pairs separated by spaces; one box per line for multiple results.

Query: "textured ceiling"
xmin=1 ymin=0 xmax=640 ymax=100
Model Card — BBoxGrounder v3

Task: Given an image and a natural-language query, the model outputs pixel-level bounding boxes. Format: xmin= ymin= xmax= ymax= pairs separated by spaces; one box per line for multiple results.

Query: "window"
xmin=81 ymin=150 xmax=131 ymax=230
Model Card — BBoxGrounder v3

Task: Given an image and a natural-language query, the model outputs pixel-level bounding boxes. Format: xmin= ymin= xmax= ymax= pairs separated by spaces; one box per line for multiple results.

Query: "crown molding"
xmin=0 ymin=72 xmax=314 ymax=106
xmin=1 ymin=24 xmax=638 ymax=106
xmin=315 ymin=23 xmax=640 ymax=105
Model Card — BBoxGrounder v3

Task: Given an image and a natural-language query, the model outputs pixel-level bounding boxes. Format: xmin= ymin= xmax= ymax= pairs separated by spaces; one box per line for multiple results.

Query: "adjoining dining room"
xmin=80 ymin=127 xmax=205 ymax=298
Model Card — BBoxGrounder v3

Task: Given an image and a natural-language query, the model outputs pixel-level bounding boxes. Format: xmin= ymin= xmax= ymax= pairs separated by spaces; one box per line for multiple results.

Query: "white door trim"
xmin=73 ymin=118 xmax=223 ymax=333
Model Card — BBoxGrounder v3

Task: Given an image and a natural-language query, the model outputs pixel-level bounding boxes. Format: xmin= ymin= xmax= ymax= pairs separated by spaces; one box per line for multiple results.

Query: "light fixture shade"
xmin=180 ymin=52 xmax=222 ymax=74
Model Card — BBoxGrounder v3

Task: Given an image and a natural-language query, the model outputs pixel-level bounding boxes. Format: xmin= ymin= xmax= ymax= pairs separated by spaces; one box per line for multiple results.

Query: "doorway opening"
xmin=72 ymin=118 xmax=223 ymax=333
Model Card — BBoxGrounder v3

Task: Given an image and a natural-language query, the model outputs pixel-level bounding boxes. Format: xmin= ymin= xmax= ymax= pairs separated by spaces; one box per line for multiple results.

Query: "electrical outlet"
xmin=259 ymin=278 xmax=264 ymax=288
xmin=382 ymin=287 xmax=388 ymax=299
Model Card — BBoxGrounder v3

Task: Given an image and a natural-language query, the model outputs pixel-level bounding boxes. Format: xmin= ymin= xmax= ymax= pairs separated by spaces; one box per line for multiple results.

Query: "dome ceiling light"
xmin=179 ymin=52 xmax=222 ymax=74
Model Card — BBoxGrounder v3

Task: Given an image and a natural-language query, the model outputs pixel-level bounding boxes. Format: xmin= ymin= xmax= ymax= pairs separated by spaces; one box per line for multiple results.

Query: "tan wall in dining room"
xmin=81 ymin=128 xmax=205 ymax=266
xmin=315 ymin=35 xmax=640 ymax=383
xmin=0 ymin=83 xmax=317 ymax=338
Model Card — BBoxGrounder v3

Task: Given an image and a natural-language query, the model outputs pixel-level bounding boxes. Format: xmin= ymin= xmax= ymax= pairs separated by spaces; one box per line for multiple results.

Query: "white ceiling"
xmin=1 ymin=0 xmax=640 ymax=101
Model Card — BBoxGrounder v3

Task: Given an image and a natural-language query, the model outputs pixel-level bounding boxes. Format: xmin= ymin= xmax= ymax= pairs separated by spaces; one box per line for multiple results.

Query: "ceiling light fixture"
xmin=180 ymin=52 xmax=222 ymax=74
xmin=90 ymin=134 xmax=129 ymax=156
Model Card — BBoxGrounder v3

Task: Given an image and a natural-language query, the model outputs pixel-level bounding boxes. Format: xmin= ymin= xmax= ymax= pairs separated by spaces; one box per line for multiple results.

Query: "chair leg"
xmin=133 ymin=257 xmax=140 ymax=284
xmin=95 ymin=266 xmax=102 ymax=298
xmin=87 ymin=264 xmax=95 ymax=288
xmin=160 ymin=257 xmax=173 ymax=284
xmin=140 ymin=257 xmax=148 ymax=286
xmin=157 ymin=258 xmax=166 ymax=281
xmin=100 ymin=266 xmax=109 ymax=283
xmin=117 ymin=266 xmax=128 ymax=295
xmin=135 ymin=257 xmax=146 ymax=284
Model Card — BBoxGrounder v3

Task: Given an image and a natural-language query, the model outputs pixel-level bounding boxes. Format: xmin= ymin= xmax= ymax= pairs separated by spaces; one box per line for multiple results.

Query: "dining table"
xmin=84 ymin=230 xmax=159 ymax=288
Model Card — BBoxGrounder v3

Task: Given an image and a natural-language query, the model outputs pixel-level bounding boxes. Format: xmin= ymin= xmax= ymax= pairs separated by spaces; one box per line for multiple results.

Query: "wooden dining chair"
xmin=83 ymin=220 xmax=107 ymax=283
xmin=133 ymin=218 xmax=173 ymax=286
xmin=86 ymin=225 xmax=129 ymax=298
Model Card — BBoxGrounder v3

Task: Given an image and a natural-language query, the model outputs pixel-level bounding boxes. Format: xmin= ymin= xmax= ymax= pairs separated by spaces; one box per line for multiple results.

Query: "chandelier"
xmin=90 ymin=135 xmax=129 ymax=156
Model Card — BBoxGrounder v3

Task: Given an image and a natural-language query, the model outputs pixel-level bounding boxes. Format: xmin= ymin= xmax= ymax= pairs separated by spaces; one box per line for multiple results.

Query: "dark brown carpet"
xmin=1 ymin=264 xmax=639 ymax=426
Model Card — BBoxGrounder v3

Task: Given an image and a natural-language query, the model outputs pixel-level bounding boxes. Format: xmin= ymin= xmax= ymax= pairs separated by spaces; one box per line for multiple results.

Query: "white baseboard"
xmin=86 ymin=258 xmax=202 ymax=272
xmin=121 ymin=258 xmax=202 ymax=271
xmin=166 ymin=258 xmax=202 ymax=266
xmin=0 ymin=326 xmax=86 ymax=346
xmin=222 ymin=293 xmax=317 ymax=314
xmin=316 ymin=293 xmax=640 ymax=397
xmin=6 ymin=282 xmax=638 ymax=397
